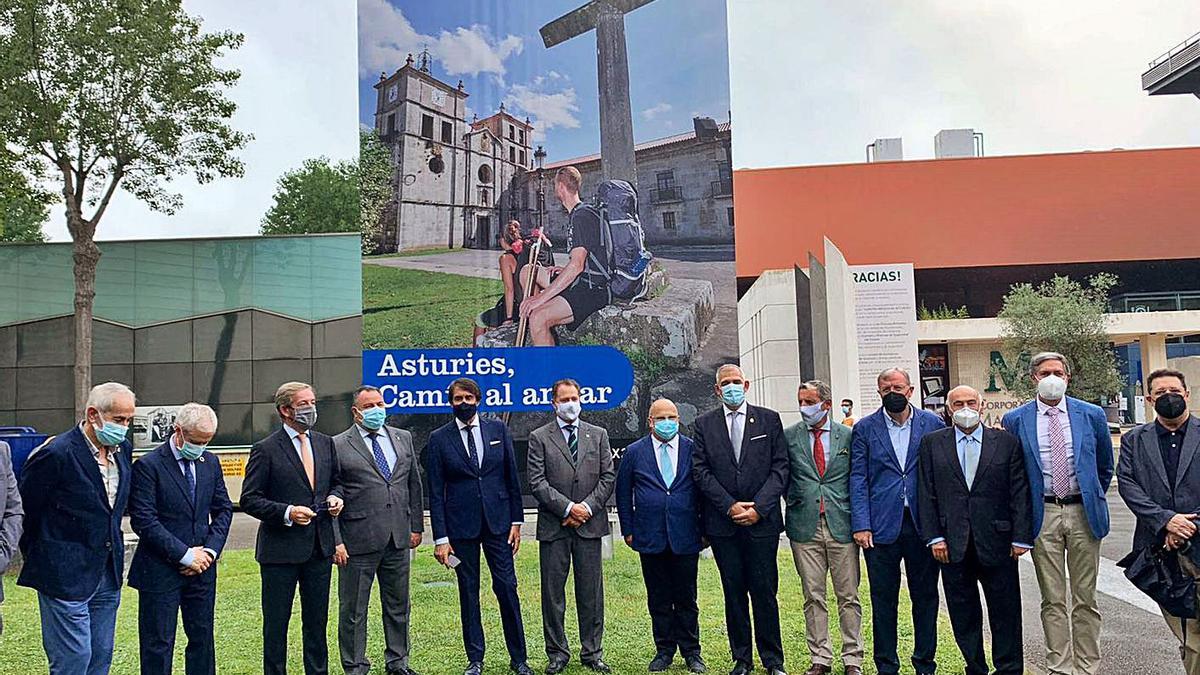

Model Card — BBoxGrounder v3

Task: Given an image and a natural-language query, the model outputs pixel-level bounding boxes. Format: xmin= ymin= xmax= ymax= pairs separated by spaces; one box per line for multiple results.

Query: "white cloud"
xmin=357 ymin=0 xmax=522 ymax=78
xmin=642 ymin=102 xmax=672 ymax=121
xmin=504 ymin=84 xmax=582 ymax=134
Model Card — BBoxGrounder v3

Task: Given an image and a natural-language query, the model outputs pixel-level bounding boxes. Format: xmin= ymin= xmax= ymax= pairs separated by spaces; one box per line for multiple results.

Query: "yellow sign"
xmin=218 ymin=455 xmax=246 ymax=479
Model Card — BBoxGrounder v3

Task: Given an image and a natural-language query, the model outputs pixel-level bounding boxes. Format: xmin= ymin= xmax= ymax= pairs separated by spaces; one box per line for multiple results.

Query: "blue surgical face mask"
xmin=360 ymin=406 xmax=387 ymax=431
xmin=800 ymin=403 xmax=827 ymax=427
xmin=721 ymin=383 xmax=746 ymax=407
xmin=92 ymin=414 xmax=128 ymax=446
xmin=179 ymin=440 xmax=206 ymax=461
xmin=653 ymin=419 xmax=679 ymax=441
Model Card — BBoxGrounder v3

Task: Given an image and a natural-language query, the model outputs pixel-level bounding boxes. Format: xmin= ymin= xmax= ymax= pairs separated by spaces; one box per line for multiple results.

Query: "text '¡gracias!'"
xmin=361 ymin=346 xmax=636 ymax=414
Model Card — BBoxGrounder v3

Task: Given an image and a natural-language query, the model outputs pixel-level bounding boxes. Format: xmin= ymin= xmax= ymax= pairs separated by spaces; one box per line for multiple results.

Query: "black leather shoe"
xmin=729 ymin=663 xmax=752 ymax=675
xmin=583 ymin=660 xmax=612 ymax=674
xmin=649 ymin=654 xmax=673 ymax=672
xmin=388 ymin=668 xmax=422 ymax=675
xmin=465 ymin=663 xmax=484 ymax=675
xmin=767 ymin=669 xmax=788 ymax=675
xmin=546 ymin=660 xmax=568 ymax=675
xmin=684 ymin=655 xmax=707 ymax=673
xmin=512 ymin=663 xmax=536 ymax=675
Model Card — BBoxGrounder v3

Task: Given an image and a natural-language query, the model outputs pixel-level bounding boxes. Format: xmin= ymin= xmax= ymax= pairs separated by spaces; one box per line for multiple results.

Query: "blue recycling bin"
xmin=0 ymin=426 xmax=51 ymax=479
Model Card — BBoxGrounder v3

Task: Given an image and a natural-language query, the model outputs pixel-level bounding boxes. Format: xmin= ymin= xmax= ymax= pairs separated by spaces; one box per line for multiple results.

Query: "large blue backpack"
xmin=578 ymin=179 xmax=651 ymax=302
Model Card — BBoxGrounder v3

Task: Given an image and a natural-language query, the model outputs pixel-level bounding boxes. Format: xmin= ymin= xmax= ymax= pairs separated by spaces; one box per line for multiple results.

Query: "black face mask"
xmin=882 ymin=391 xmax=909 ymax=414
xmin=1155 ymin=393 xmax=1188 ymax=420
xmin=453 ymin=402 xmax=478 ymax=423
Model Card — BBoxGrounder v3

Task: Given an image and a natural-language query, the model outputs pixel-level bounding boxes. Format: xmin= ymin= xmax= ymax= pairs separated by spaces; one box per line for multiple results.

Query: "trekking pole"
xmin=504 ymin=236 xmax=544 ymax=426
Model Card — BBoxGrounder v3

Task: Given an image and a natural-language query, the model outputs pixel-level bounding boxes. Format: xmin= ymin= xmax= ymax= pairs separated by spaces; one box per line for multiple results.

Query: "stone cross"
xmin=540 ymin=0 xmax=657 ymax=188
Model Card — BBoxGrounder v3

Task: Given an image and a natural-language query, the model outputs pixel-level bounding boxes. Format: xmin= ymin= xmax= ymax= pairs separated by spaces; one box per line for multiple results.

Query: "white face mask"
xmin=1037 ymin=374 xmax=1068 ymax=401
xmin=952 ymin=407 xmax=981 ymax=430
xmin=799 ymin=403 xmax=827 ymax=427
xmin=555 ymin=400 xmax=581 ymax=422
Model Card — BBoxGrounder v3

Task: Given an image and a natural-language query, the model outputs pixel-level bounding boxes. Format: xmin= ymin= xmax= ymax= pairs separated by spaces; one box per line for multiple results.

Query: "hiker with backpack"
xmin=519 ymin=165 xmax=652 ymax=346
xmin=473 ymin=220 xmax=553 ymax=345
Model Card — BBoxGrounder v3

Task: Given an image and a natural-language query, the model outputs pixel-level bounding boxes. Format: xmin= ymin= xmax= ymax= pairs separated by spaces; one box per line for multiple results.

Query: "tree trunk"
xmin=72 ymin=227 xmax=100 ymax=417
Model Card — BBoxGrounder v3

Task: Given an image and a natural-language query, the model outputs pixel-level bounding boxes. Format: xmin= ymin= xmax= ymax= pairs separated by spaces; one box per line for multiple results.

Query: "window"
xmin=520 ymin=150 xmax=526 ymax=167
xmin=728 ymin=207 xmax=735 ymax=229
xmin=420 ymin=114 xmax=434 ymax=139
xmin=509 ymin=146 xmax=516 ymax=163
xmin=480 ymin=188 xmax=490 ymax=206
xmin=662 ymin=212 xmax=677 ymax=231
xmin=656 ymin=170 xmax=676 ymax=191
xmin=385 ymin=113 xmax=396 ymax=136
xmin=519 ymin=129 xmax=526 ymax=145
xmin=441 ymin=121 xmax=453 ymax=144
xmin=478 ymin=164 xmax=493 ymax=184
xmin=508 ymin=124 xmax=515 ymax=140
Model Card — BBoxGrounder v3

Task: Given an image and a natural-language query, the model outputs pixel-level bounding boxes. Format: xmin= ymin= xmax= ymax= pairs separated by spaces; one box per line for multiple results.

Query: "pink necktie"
xmin=1047 ymin=407 xmax=1070 ymax=497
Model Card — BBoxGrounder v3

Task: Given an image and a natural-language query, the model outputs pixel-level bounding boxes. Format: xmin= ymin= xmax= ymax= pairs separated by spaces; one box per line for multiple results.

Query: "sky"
xmin=728 ymin=0 xmax=1200 ymax=169
xmin=357 ymin=0 xmax=732 ymax=164
xmin=43 ymin=0 xmax=359 ymax=242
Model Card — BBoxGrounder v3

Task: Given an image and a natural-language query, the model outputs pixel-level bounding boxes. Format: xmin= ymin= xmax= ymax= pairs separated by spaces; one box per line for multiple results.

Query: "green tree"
xmin=0 ymin=145 xmax=51 ymax=242
xmin=995 ymin=273 xmax=1123 ymax=403
xmin=917 ymin=302 xmax=970 ymax=320
xmin=359 ymin=130 xmax=394 ymax=255
xmin=260 ymin=157 xmax=358 ymax=236
xmin=0 ymin=0 xmax=250 ymax=413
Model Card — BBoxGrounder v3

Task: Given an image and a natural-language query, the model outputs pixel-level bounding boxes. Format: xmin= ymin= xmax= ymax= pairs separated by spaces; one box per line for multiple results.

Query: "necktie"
xmin=729 ymin=411 xmax=743 ymax=463
xmin=962 ymin=436 xmax=979 ymax=489
xmin=182 ymin=459 xmax=195 ymax=501
xmin=659 ymin=442 xmax=675 ymax=486
xmin=812 ymin=428 xmax=826 ymax=513
xmin=465 ymin=425 xmax=480 ymax=468
xmin=369 ymin=432 xmax=392 ymax=480
xmin=298 ymin=432 xmax=315 ymax=489
xmin=566 ymin=425 xmax=578 ymax=464
xmin=1047 ymin=407 xmax=1070 ymax=497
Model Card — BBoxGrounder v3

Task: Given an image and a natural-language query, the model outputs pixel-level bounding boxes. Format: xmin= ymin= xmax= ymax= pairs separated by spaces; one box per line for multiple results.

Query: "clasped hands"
xmin=728 ymin=501 xmax=760 ymax=526
xmin=1165 ymin=513 xmax=1200 ymax=551
xmin=179 ymin=547 xmax=214 ymax=576
xmin=562 ymin=502 xmax=592 ymax=528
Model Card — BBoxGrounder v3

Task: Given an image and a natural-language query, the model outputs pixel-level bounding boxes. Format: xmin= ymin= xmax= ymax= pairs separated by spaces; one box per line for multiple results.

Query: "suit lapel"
xmin=905 ymin=411 xmax=924 ymax=472
xmin=1141 ymin=423 xmax=1171 ymax=494
xmin=549 ymin=422 xmax=575 ymax=467
xmin=69 ymin=429 xmax=112 ymax=511
xmin=1021 ymin=404 xmax=1042 ymax=474
xmin=279 ymin=429 xmax=314 ymax=495
xmin=792 ymin=424 xmax=818 ymax=476
xmin=738 ymin=407 xmax=758 ymax=466
xmin=160 ymin=444 xmax=196 ymax=509
xmin=387 ymin=428 xmax=409 ymax=482
xmin=1175 ymin=418 xmax=1200 ymax=492
xmin=972 ymin=428 xmax=1001 ymax=490
xmin=944 ymin=432 xmax=969 ymax=490
xmin=672 ymin=438 xmax=691 ymax=489
xmin=872 ymin=413 xmax=904 ymax=472
xmin=1067 ymin=400 xmax=1087 ymax=462
xmin=349 ymin=428 xmax=386 ymax=480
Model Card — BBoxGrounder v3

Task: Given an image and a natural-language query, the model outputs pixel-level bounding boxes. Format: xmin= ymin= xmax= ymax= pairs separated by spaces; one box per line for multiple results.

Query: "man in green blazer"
xmin=785 ymin=380 xmax=863 ymax=675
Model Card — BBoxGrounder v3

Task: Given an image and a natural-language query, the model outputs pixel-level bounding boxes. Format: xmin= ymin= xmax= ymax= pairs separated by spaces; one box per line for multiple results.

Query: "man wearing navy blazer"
xmin=18 ymin=382 xmax=136 ymax=675
xmin=692 ymin=364 xmax=789 ymax=675
xmin=425 ymin=378 xmax=533 ymax=675
xmin=128 ymin=402 xmax=233 ymax=675
xmin=242 ymin=381 xmax=345 ymax=675
xmin=616 ymin=398 xmax=707 ymax=674
xmin=1001 ymin=351 xmax=1114 ymax=675
xmin=849 ymin=367 xmax=944 ymax=675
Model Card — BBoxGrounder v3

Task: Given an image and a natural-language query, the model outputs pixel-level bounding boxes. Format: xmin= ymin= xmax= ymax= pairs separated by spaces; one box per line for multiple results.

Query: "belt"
xmin=1044 ymin=494 xmax=1083 ymax=505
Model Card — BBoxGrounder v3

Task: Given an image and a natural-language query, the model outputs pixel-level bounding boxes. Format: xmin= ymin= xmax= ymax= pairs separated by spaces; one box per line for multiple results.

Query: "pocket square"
xmin=750 ymin=434 xmax=767 ymax=441
xmin=489 ymin=440 xmax=501 ymax=445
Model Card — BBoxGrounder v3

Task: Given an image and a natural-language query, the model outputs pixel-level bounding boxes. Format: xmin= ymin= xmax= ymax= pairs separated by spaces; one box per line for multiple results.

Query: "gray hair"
xmin=274 ymin=381 xmax=314 ymax=410
xmin=876 ymin=367 xmax=912 ymax=387
xmin=798 ymin=379 xmax=832 ymax=402
xmin=175 ymin=402 xmax=218 ymax=434
xmin=1029 ymin=351 xmax=1071 ymax=375
xmin=715 ymin=363 xmax=744 ymax=381
xmin=86 ymin=382 xmax=136 ymax=413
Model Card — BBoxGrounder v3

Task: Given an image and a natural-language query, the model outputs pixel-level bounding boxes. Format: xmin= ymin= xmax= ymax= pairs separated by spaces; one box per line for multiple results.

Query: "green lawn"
xmin=0 ymin=544 xmax=964 ymax=674
xmin=362 ymin=264 xmax=502 ymax=349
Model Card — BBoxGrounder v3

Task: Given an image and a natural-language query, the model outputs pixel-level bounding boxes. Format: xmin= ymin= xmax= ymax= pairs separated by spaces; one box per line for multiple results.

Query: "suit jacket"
xmin=424 ymin=418 xmax=524 ymax=542
xmin=241 ymin=426 xmax=342 ymax=564
xmin=0 ymin=441 xmax=23 ymax=602
xmin=615 ymin=434 xmax=703 ymax=555
xmin=785 ymin=420 xmax=854 ymax=544
xmin=1117 ymin=417 xmax=1200 ymax=553
xmin=849 ymin=406 xmax=945 ymax=545
xmin=527 ymin=419 xmax=615 ymax=541
xmin=127 ymin=442 xmax=233 ymax=592
xmin=1002 ymin=396 xmax=1114 ymax=539
xmin=917 ymin=426 xmax=1033 ymax=566
xmin=330 ymin=424 xmax=424 ymax=555
xmin=690 ymin=403 xmax=788 ymax=539
xmin=17 ymin=425 xmax=133 ymax=600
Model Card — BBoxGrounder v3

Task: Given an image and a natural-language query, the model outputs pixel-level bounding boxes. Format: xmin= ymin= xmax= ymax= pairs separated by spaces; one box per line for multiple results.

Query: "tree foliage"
xmin=359 ymin=130 xmax=394 ymax=255
xmin=260 ymin=157 xmax=357 ymax=236
xmin=0 ymin=144 xmax=50 ymax=242
xmin=996 ymin=273 xmax=1123 ymax=403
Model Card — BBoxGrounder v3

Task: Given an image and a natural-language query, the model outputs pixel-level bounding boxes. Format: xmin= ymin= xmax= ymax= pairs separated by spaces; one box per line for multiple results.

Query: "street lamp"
xmin=534 ymin=145 xmax=547 ymax=231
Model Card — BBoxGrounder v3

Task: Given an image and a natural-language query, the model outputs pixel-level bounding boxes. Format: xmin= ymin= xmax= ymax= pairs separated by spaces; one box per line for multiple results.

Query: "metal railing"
xmin=650 ymin=186 xmax=683 ymax=203
xmin=1143 ymin=30 xmax=1200 ymax=90
xmin=711 ymin=179 xmax=733 ymax=197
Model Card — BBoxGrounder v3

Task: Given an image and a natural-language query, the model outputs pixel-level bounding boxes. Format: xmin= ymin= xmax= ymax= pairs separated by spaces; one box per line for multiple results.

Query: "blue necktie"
xmin=181 ymin=459 xmax=195 ymax=501
xmin=659 ymin=442 xmax=675 ymax=487
xmin=369 ymin=432 xmax=392 ymax=480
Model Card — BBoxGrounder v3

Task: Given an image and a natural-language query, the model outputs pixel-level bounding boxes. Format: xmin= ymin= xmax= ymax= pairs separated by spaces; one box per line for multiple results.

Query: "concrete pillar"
xmin=1141 ymin=333 xmax=1169 ymax=421
xmin=595 ymin=2 xmax=638 ymax=189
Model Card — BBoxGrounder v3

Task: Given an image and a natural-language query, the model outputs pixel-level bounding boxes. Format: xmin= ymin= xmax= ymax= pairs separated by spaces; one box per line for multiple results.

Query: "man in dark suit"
xmin=691 ymin=364 xmax=788 ymax=675
xmin=616 ymin=398 xmax=707 ymax=674
xmin=0 ymin=438 xmax=22 ymax=637
xmin=425 ymin=378 xmax=533 ymax=675
xmin=849 ymin=367 xmax=944 ymax=675
xmin=242 ymin=381 xmax=345 ymax=675
xmin=18 ymin=382 xmax=136 ymax=675
xmin=527 ymin=379 xmax=615 ymax=674
xmin=1117 ymin=368 xmax=1200 ymax=672
xmin=128 ymin=402 xmax=234 ymax=675
xmin=331 ymin=386 xmax=424 ymax=675
xmin=918 ymin=386 xmax=1032 ymax=675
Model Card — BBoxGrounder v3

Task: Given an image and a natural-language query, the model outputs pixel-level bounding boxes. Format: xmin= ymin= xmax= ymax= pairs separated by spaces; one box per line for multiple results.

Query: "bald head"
xmin=649 ymin=398 xmax=679 ymax=421
xmin=946 ymin=385 xmax=981 ymax=412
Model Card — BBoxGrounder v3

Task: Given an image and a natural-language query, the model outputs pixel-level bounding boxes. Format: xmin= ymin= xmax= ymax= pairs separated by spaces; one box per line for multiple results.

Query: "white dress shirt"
xmin=809 ymin=416 xmax=832 ymax=465
xmin=557 ymin=416 xmax=591 ymax=518
xmin=358 ymin=424 xmax=397 ymax=472
xmin=80 ymin=422 xmax=121 ymax=509
xmin=654 ymin=433 xmax=680 ymax=485
xmin=723 ymin=402 xmax=749 ymax=435
xmin=434 ymin=416 xmax=522 ymax=546
xmin=927 ymin=425 xmax=1033 ymax=549
xmin=282 ymin=424 xmax=311 ymax=526
xmin=1035 ymin=397 xmax=1079 ymax=496
xmin=884 ymin=407 xmax=914 ymax=507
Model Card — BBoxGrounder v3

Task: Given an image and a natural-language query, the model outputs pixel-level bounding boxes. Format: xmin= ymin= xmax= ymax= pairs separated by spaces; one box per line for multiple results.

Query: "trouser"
xmin=941 ymin=541 xmax=1023 ymax=675
xmin=1033 ymin=502 xmax=1102 ymax=675
xmin=338 ymin=536 xmax=413 ymax=675
xmin=539 ymin=534 xmax=605 ymax=663
xmin=1164 ymin=552 xmax=1200 ymax=674
xmin=38 ymin=565 xmax=122 ymax=675
xmin=709 ymin=531 xmax=784 ymax=669
xmin=639 ymin=550 xmax=701 ymax=659
xmin=863 ymin=508 xmax=940 ymax=675
xmin=261 ymin=544 xmax=332 ymax=675
xmin=789 ymin=514 xmax=863 ymax=668
xmin=137 ymin=575 xmax=218 ymax=675
xmin=451 ymin=531 xmax=528 ymax=666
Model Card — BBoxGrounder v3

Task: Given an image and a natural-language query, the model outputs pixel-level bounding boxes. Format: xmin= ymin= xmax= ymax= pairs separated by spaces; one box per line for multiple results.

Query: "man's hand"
xmin=930 ymin=541 xmax=949 ymax=564
xmin=853 ymin=530 xmax=874 ymax=549
xmin=732 ymin=504 xmax=760 ymax=526
xmin=569 ymin=503 xmax=591 ymax=523
xmin=435 ymin=543 xmax=454 ymax=567
xmin=727 ymin=502 xmax=747 ymax=519
xmin=327 ymin=496 xmax=344 ymax=518
xmin=509 ymin=525 xmax=522 ymax=555
xmin=1167 ymin=533 xmax=1188 ymax=550
xmin=333 ymin=544 xmax=349 ymax=567
xmin=562 ymin=515 xmax=584 ymax=528
xmin=410 ymin=532 xmax=423 ymax=549
xmin=519 ymin=297 xmax=543 ymax=319
xmin=1167 ymin=513 xmax=1198 ymax=539
xmin=290 ymin=505 xmax=316 ymax=526
xmin=624 ymin=535 xmax=634 ymax=547
xmin=1011 ymin=545 xmax=1030 ymax=560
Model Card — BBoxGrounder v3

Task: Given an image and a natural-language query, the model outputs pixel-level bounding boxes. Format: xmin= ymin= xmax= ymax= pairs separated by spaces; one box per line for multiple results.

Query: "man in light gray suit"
xmin=332 ymin=386 xmax=424 ymax=675
xmin=0 ymin=439 xmax=24 ymax=636
xmin=527 ymin=379 xmax=616 ymax=675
